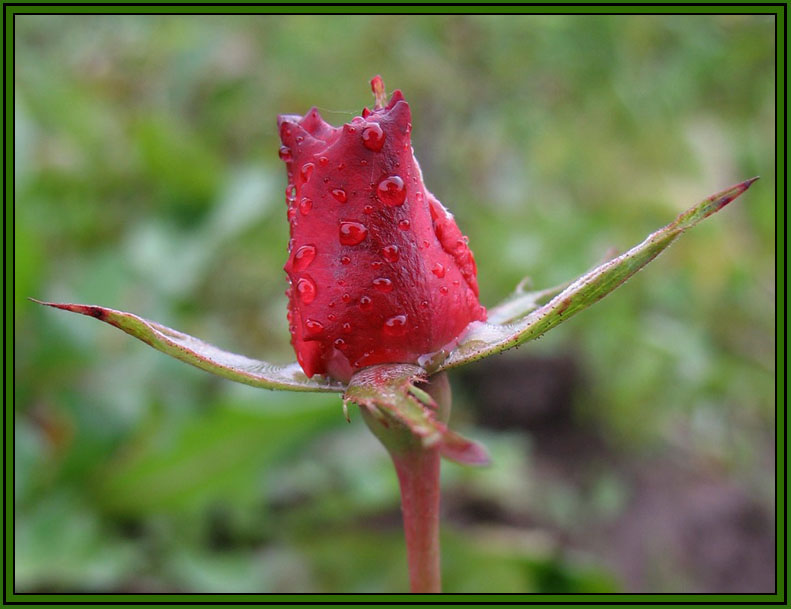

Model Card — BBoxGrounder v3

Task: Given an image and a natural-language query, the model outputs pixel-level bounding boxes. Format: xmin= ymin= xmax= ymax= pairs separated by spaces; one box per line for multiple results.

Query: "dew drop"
xmin=373 ymin=277 xmax=393 ymax=292
xmin=360 ymin=159 xmax=368 ymax=166
xmin=398 ymin=219 xmax=411 ymax=231
xmin=328 ymin=313 xmax=337 ymax=321
xmin=287 ymin=207 xmax=297 ymax=222
xmin=278 ymin=145 xmax=293 ymax=162
xmin=376 ymin=176 xmax=407 ymax=207
xmin=383 ymin=314 xmax=408 ymax=336
xmin=439 ymin=286 xmax=449 ymax=295
xmin=342 ymin=322 xmax=352 ymax=333
xmin=359 ymin=296 xmax=373 ymax=311
xmin=338 ymin=162 xmax=346 ymax=170
xmin=331 ymin=188 xmax=348 ymax=203
xmin=318 ymin=156 xmax=329 ymax=166
xmin=285 ymin=184 xmax=296 ymax=201
xmin=295 ymin=135 xmax=304 ymax=144
xmin=363 ymin=205 xmax=374 ymax=214
xmin=342 ymin=293 xmax=351 ymax=303
xmin=300 ymin=162 xmax=314 ymax=181
xmin=339 ymin=221 xmax=368 ymax=245
xmin=432 ymin=262 xmax=446 ymax=278
xmin=370 ymin=261 xmax=383 ymax=271
xmin=382 ymin=245 xmax=400 ymax=263
xmin=340 ymin=255 xmax=351 ymax=265
xmin=420 ymin=300 xmax=429 ymax=308
xmin=296 ymin=277 xmax=317 ymax=304
xmin=361 ymin=123 xmax=386 ymax=151
xmin=299 ymin=197 xmax=313 ymax=215
xmin=334 ymin=338 xmax=346 ymax=349
xmin=293 ymin=244 xmax=317 ymax=271
xmin=305 ymin=319 xmax=324 ymax=335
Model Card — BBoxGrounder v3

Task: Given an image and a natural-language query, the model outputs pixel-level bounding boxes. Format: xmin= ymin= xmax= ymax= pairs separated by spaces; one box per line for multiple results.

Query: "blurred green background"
xmin=14 ymin=14 xmax=775 ymax=593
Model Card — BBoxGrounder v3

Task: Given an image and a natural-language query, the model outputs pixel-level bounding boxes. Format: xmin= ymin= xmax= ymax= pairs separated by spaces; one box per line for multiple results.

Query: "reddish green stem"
xmin=359 ymin=372 xmax=451 ymax=592
xmin=391 ymin=446 xmax=442 ymax=593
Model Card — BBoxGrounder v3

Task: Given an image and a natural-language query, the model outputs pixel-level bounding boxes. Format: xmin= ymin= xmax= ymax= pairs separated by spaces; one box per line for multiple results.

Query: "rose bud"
xmin=279 ymin=76 xmax=487 ymax=382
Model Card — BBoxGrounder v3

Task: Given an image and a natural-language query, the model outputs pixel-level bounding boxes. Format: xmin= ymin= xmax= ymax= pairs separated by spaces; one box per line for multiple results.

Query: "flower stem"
xmin=359 ymin=372 xmax=451 ymax=592
xmin=391 ymin=445 xmax=442 ymax=593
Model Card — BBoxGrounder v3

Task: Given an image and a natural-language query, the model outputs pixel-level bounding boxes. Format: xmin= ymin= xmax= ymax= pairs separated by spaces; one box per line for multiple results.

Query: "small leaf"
xmin=436 ymin=178 xmax=759 ymax=372
xmin=344 ymin=364 xmax=489 ymax=466
xmin=31 ymin=300 xmax=344 ymax=393
xmin=486 ymin=281 xmax=570 ymax=325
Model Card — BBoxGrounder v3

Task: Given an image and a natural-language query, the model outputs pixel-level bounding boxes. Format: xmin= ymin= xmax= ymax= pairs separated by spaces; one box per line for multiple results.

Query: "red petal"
xmin=279 ymin=80 xmax=486 ymax=381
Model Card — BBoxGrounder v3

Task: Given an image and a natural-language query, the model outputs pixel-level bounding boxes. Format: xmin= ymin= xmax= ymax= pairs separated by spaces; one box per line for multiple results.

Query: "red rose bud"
xmin=279 ymin=77 xmax=486 ymax=382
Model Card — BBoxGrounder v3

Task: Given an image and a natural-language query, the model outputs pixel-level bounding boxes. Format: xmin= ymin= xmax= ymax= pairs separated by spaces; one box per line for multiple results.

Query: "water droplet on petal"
xmin=370 ymin=261 xmax=383 ymax=271
xmin=318 ymin=156 xmax=329 ymax=166
xmin=382 ymin=245 xmax=400 ymax=263
xmin=341 ymin=293 xmax=351 ymax=303
xmin=398 ymin=219 xmax=411 ymax=231
xmin=439 ymin=286 xmax=449 ymax=295
xmin=299 ymin=197 xmax=313 ymax=215
xmin=328 ymin=313 xmax=337 ymax=321
xmin=331 ymin=188 xmax=347 ymax=203
xmin=373 ymin=277 xmax=393 ymax=292
xmin=293 ymin=244 xmax=316 ymax=271
xmin=338 ymin=162 xmax=346 ymax=170
xmin=305 ymin=319 xmax=324 ymax=335
xmin=383 ymin=314 xmax=408 ymax=336
xmin=334 ymin=338 xmax=346 ymax=349
xmin=362 ymin=123 xmax=386 ymax=151
xmin=339 ymin=221 xmax=368 ymax=245
xmin=340 ymin=255 xmax=351 ymax=265
xmin=278 ymin=146 xmax=293 ymax=162
xmin=432 ymin=262 xmax=446 ymax=278
xmin=297 ymin=277 xmax=317 ymax=304
xmin=420 ymin=300 xmax=429 ymax=308
xmin=359 ymin=296 xmax=373 ymax=311
xmin=363 ymin=205 xmax=374 ymax=214
xmin=342 ymin=322 xmax=352 ymax=333
xmin=300 ymin=162 xmax=314 ymax=181
xmin=377 ymin=176 xmax=406 ymax=207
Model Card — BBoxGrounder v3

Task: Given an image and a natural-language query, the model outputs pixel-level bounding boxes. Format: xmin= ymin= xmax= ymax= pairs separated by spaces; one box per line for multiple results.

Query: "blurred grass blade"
xmin=438 ymin=178 xmax=759 ymax=371
xmin=32 ymin=300 xmax=344 ymax=393
xmin=344 ymin=364 xmax=490 ymax=466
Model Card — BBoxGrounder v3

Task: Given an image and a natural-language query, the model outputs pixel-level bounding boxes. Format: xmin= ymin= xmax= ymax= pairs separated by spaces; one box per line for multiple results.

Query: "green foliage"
xmin=15 ymin=14 xmax=775 ymax=593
